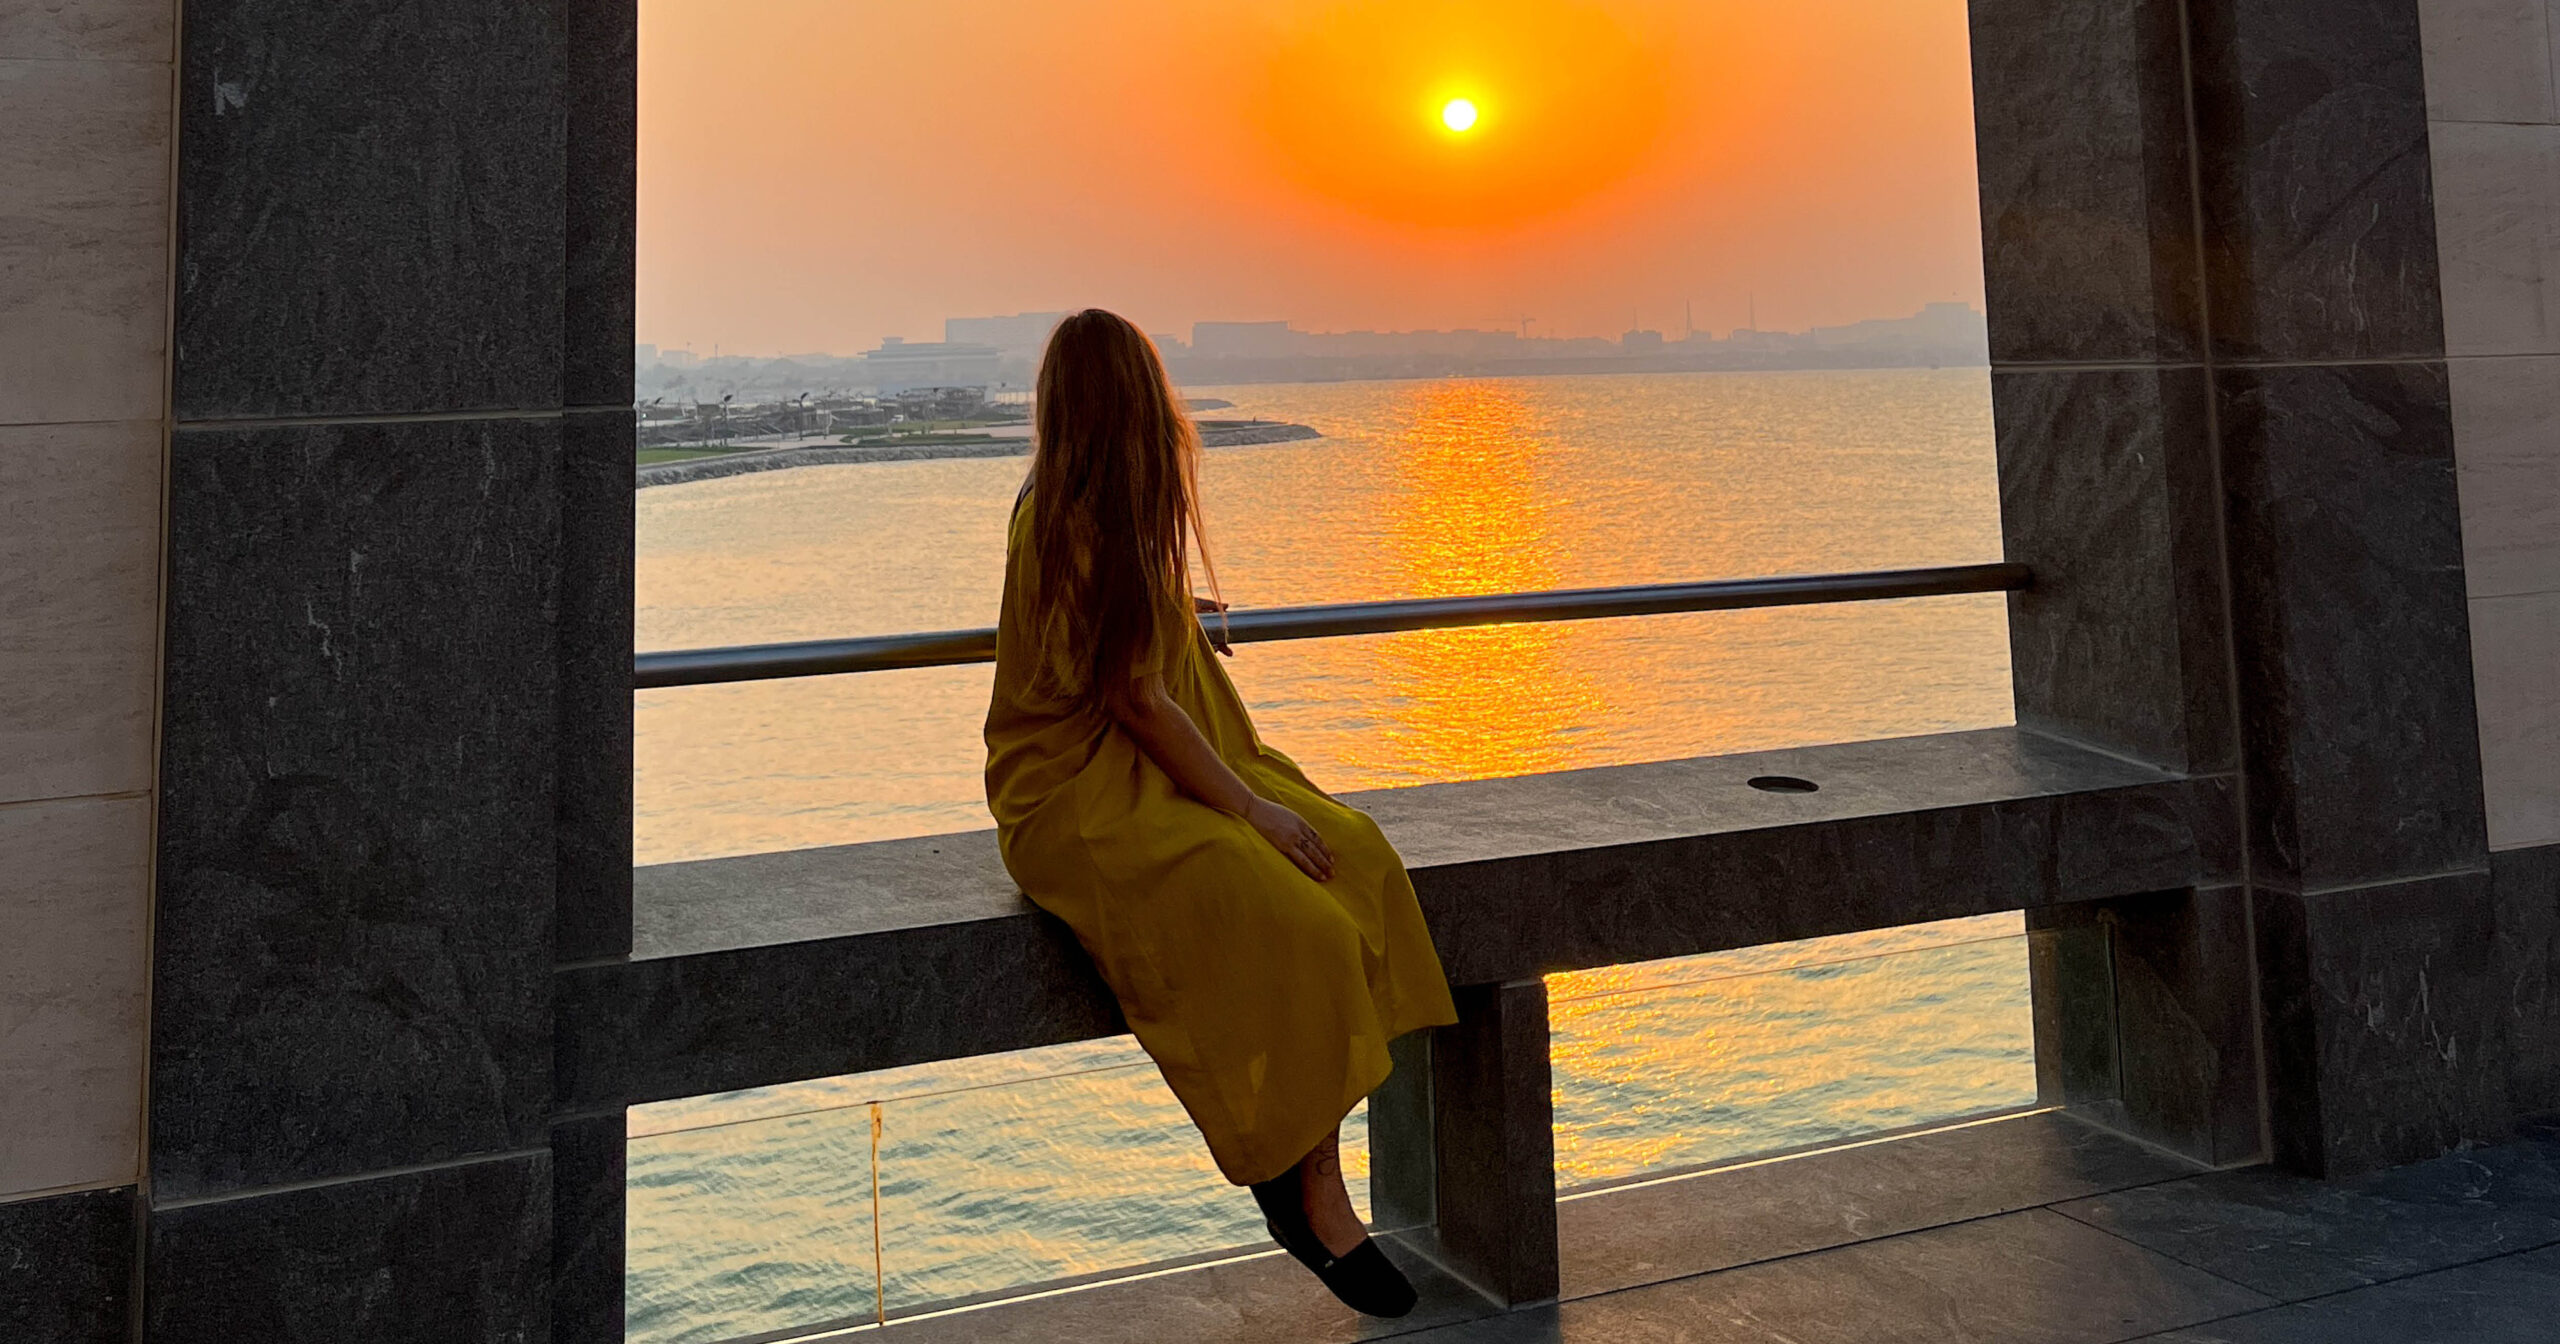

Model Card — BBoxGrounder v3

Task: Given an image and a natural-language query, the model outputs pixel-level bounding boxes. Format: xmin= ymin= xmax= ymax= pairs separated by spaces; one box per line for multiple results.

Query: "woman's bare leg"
xmin=1297 ymin=1128 xmax=1367 ymax=1256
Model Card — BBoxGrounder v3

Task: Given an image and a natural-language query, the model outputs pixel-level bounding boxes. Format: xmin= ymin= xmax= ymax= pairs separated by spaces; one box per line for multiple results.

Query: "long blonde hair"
xmin=1024 ymin=309 xmax=1220 ymax=705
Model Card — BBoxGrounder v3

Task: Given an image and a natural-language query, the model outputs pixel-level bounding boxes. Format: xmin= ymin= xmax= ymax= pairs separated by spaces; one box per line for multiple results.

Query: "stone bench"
xmin=556 ymin=725 xmax=2236 ymax=1301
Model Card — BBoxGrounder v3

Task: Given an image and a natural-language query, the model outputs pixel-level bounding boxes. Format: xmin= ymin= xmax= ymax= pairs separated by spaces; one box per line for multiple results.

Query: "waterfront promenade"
xmin=8 ymin=0 xmax=2559 ymax=1339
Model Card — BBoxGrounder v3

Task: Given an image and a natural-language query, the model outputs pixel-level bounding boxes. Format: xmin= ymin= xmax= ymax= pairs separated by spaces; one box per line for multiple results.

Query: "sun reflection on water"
xmin=1349 ymin=379 xmax=1613 ymax=784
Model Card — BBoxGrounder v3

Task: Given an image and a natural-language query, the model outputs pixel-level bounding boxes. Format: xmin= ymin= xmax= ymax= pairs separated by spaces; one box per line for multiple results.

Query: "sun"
xmin=1440 ymin=97 xmax=1479 ymax=133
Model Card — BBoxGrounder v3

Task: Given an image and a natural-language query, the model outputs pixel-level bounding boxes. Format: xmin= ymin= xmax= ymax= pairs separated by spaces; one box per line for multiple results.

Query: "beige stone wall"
xmin=0 ymin=0 xmax=174 ymax=1199
xmin=2423 ymin=0 xmax=2560 ymax=852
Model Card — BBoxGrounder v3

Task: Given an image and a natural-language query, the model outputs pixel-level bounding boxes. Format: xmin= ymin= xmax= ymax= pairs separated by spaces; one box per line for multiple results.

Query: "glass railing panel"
xmin=632 ymin=913 xmax=2116 ymax=1340
xmin=625 ymin=1095 xmax=882 ymax=1344
xmin=872 ymin=1069 xmax=1378 ymax=1318
xmin=626 ymin=1038 xmax=1379 ymax=1342
xmin=1547 ymin=912 xmax=2057 ymax=1191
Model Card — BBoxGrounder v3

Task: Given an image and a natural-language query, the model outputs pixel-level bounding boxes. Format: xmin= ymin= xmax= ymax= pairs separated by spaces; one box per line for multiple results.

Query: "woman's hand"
xmin=1245 ymin=797 xmax=1335 ymax=882
xmin=1195 ymin=594 xmax=1234 ymax=657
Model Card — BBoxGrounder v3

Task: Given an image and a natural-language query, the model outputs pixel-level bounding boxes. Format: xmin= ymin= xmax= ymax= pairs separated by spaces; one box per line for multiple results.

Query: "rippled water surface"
xmin=630 ymin=369 xmax=2030 ymax=1342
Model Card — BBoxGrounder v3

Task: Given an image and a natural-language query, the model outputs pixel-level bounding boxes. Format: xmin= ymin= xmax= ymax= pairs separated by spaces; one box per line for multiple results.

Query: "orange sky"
xmin=638 ymin=0 xmax=1987 ymax=354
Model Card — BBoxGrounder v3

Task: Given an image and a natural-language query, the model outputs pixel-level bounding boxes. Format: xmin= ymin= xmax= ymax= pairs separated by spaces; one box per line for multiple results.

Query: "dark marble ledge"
xmin=562 ymin=728 xmax=2238 ymax=1108
xmin=634 ymin=726 xmax=2189 ymax=961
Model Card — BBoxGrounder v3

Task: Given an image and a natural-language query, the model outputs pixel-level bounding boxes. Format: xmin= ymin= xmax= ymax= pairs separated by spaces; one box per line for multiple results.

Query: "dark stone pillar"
xmin=1974 ymin=0 xmax=2505 ymax=1179
xmin=149 ymin=0 xmax=583 ymax=1334
xmin=558 ymin=0 xmax=638 ymax=967
xmin=2187 ymin=0 xmax=2496 ymax=1176
xmin=1429 ymin=979 xmax=1558 ymax=1306
xmin=1971 ymin=0 xmax=2265 ymax=1168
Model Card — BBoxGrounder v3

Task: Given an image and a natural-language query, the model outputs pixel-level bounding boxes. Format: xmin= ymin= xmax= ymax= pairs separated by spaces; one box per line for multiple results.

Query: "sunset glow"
xmin=638 ymin=0 xmax=1988 ymax=353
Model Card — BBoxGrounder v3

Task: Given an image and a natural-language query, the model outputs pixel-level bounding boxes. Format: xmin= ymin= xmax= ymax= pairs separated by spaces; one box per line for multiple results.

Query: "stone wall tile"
xmin=550 ymin=1114 xmax=624 ymax=1344
xmin=0 ymin=420 xmax=162 ymax=804
xmin=557 ymin=410 xmax=631 ymax=962
xmin=2449 ymin=356 xmax=2560 ymax=599
xmin=2471 ymin=590 xmax=2560 ymax=850
xmin=0 ymin=1185 xmax=132 ymax=1344
xmin=1968 ymin=0 xmax=2202 ymax=363
xmin=2257 ymin=872 xmax=2511 ymax=1176
xmin=2493 ymin=844 xmax=2560 ymax=1114
xmin=152 ymin=417 xmax=559 ymax=1198
xmin=145 ymin=1153 xmax=549 ymax=1344
xmin=563 ymin=0 xmax=634 ymax=410
xmin=2218 ymin=361 xmax=2489 ymax=891
xmin=2106 ymin=888 xmax=2268 ymax=1166
xmin=1996 ymin=367 xmax=2234 ymax=773
xmin=2190 ymin=0 xmax=2447 ymax=361
xmin=0 ymin=0 xmax=172 ymax=62
xmin=173 ymin=0 xmax=564 ymax=420
xmin=2431 ymin=120 xmax=2560 ymax=356
xmin=0 ymin=57 xmax=169 ymax=426
xmin=0 ymin=797 xmax=147 ymax=1197
xmin=2419 ymin=0 xmax=2559 ymax=122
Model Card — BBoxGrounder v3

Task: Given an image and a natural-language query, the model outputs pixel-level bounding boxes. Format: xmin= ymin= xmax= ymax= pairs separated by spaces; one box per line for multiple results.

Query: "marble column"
xmin=145 ymin=0 xmax=631 ymax=1334
xmin=1976 ymin=0 xmax=2513 ymax=1178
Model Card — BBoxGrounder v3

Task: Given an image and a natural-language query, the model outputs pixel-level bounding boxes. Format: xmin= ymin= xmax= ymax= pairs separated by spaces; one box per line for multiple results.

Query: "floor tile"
xmin=1560 ymin=1111 xmax=2199 ymax=1298
xmin=2129 ymin=1244 xmax=2560 ymax=1343
xmin=2052 ymin=1136 xmax=2560 ymax=1298
xmin=876 ymin=1234 xmax=1499 ymax=1343
xmin=1402 ymin=1210 xmax=2269 ymax=1344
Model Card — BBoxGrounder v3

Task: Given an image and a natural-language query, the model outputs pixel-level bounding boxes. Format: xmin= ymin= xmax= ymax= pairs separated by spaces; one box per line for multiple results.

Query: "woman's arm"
xmin=1109 ymin=675 xmax=1334 ymax=881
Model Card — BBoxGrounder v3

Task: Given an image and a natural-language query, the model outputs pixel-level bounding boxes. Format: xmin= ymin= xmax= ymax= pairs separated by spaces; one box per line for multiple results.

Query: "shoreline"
xmin=636 ymin=420 xmax=1320 ymax=489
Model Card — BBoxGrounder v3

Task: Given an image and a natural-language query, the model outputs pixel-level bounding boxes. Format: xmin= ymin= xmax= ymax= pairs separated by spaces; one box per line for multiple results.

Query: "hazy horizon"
xmin=639 ymin=0 xmax=1987 ymax=356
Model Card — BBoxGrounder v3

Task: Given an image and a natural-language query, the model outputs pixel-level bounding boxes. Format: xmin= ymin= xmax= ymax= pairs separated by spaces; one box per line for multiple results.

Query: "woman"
xmin=984 ymin=309 xmax=1458 ymax=1317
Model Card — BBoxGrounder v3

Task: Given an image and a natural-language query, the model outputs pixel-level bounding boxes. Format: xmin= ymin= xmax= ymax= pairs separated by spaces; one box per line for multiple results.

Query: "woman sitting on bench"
xmin=983 ymin=308 xmax=1458 ymax=1318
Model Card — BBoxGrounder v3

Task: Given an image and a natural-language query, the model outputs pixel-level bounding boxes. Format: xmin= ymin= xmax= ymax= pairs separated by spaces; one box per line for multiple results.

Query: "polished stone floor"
xmin=876 ymin=1111 xmax=2560 ymax=1344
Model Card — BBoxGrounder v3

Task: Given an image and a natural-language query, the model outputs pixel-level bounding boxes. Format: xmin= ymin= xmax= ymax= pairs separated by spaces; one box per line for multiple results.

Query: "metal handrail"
xmin=634 ymin=563 xmax=2028 ymax=689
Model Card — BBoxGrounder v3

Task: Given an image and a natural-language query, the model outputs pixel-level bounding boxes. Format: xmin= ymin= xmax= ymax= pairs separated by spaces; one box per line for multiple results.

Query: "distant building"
xmin=860 ymin=336 xmax=1002 ymax=391
xmin=1302 ymin=328 xmax=1519 ymax=358
xmin=943 ymin=312 xmax=1066 ymax=360
xmin=1621 ymin=329 xmax=1665 ymax=352
xmin=1192 ymin=321 xmax=1299 ymax=358
xmin=1808 ymin=302 xmax=1988 ymax=359
xmin=634 ymin=343 xmax=658 ymax=364
xmin=660 ymin=348 xmax=701 ymax=367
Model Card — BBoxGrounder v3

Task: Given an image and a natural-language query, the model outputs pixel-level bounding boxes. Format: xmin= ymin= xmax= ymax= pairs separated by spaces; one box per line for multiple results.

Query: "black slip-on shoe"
xmin=1249 ymin=1170 xmax=1420 ymax=1318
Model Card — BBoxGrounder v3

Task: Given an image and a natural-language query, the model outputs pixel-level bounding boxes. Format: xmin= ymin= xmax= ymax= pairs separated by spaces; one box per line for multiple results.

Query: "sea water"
xmin=629 ymin=368 xmax=2033 ymax=1342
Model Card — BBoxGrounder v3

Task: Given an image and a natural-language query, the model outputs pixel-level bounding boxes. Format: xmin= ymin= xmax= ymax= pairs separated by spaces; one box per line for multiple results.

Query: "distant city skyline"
xmin=640 ymin=298 xmax=1986 ymax=364
xmin=633 ymin=301 xmax=1988 ymax=403
xmin=638 ymin=0 xmax=1987 ymax=357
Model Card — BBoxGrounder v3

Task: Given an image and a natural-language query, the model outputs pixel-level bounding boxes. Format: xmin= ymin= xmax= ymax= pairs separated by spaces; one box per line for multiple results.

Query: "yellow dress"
xmin=984 ymin=494 xmax=1458 ymax=1186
